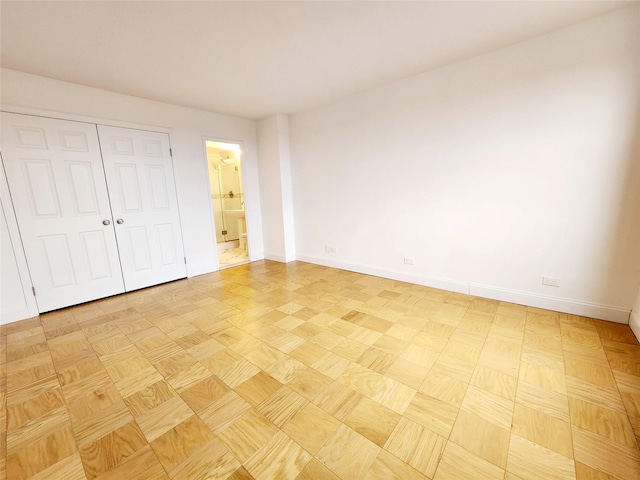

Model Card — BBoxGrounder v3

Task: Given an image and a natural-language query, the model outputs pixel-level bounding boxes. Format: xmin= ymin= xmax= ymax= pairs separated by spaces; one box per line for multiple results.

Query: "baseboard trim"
xmin=470 ymin=283 xmax=630 ymax=324
xmin=630 ymin=310 xmax=640 ymax=342
xmin=264 ymin=252 xmax=289 ymax=263
xmin=296 ymin=255 xmax=630 ymax=323
xmin=1 ymin=306 xmax=39 ymax=325
xmin=296 ymin=255 xmax=470 ymax=295
xmin=188 ymin=263 xmax=217 ymax=277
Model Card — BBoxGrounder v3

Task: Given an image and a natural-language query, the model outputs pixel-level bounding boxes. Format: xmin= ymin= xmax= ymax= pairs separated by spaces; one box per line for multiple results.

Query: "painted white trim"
xmin=264 ymin=252 xmax=289 ymax=263
xmin=297 ymin=255 xmax=631 ymax=323
xmin=1 ymin=104 xmax=172 ymax=133
xmin=187 ymin=263 xmax=218 ymax=277
xmin=469 ymin=283 xmax=630 ymax=324
xmin=296 ymin=255 xmax=470 ymax=295
xmin=630 ymin=310 xmax=640 ymax=343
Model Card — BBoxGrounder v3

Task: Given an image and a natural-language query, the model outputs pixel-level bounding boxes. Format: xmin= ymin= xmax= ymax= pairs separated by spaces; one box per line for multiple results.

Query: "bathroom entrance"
xmin=205 ymin=140 xmax=250 ymax=268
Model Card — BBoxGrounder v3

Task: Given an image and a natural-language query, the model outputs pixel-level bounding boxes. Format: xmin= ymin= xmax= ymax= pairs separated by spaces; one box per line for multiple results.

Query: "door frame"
xmin=201 ymin=136 xmax=249 ymax=270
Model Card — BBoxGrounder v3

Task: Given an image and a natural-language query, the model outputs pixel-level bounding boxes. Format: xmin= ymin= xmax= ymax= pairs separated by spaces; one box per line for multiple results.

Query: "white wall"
xmin=290 ymin=6 xmax=640 ymax=322
xmin=631 ymin=288 xmax=640 ymax=341
xmin=1 ymin=68 xmax=264 ymax=323
xmin=257 ymin=114 xmax=296 ymax=262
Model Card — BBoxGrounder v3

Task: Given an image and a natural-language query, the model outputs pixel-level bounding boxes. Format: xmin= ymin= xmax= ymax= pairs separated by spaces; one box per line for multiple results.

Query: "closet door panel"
xmin=1 ymin=113 xmax=125 ymax=312
xmin=98 ymin=125 xmax=186 ymax=291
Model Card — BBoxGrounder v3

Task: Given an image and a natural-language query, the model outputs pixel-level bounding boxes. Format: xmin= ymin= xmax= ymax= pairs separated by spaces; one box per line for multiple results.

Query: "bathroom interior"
xmin=205 ymin=140 xmax=249 ymax=268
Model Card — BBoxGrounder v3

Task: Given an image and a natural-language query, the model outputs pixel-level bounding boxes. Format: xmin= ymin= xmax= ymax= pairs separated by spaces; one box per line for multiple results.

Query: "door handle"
xmin=102 ymin=219 xmax=111 ymax=226
xmin=116 ymin=218 xmax=124 ymax=224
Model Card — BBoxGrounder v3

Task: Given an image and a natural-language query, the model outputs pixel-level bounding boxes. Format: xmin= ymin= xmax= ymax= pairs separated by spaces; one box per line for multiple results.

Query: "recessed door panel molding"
xmin=24 ymin=159 xmax=61 ymax=217
xmin=98 ymin=125 xmax=186 ymax=291
xmin=1 ymin=112 xmax=125 ymax=312
xmin=80 ymin=230 xmax=113 ymax=280
xmin=126 ymin=226 xmax=152 ymax=271
xmin=115 ymin=163 xmax=143 ymax=212
xmin=41 ymin=234 xmax=76 ymax=287
xmin=15 ymin=126 xmax=48 ymax=149
xmin=111 ymin=136 xmax=134 ymax=155
xmin=67 ymin=161 xmax=100 ymax=215
xmin=59 ymin=131 xmax=89 ymax=152
xmin=142 ymin=139 xmax=163 ymax=157
xmin=147 ymin=165 xmax=170 ymax=210
xmin=156 ymin=223 xmax=178 ymax=265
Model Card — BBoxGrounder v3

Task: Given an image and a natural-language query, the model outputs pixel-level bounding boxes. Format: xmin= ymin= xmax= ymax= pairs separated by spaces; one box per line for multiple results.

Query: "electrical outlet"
xmin=325 ymin=245 xmax=331 ymax=253
xmin=404 ymin=257 xmax=415 ymax=265
xmin=330 ymin=247 xmax=337 ymax=254
xmin=542 ymin=276 xmax=561 ymax=287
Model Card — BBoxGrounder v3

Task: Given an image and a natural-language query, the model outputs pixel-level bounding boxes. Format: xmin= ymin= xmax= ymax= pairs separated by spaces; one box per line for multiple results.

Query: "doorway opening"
xmin=205 ymin=140 xmax=250 ymax=269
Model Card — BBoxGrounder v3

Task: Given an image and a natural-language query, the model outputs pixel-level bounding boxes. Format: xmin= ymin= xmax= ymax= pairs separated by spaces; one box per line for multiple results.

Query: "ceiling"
xmin=1 ymin=1 xmax=635 ymax=119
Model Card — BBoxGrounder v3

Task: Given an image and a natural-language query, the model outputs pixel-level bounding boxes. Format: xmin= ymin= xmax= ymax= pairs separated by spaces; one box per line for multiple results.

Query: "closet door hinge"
xmin=32 ymin=286 xmax=36 ymax=296
xmin=170 ymin=148 xmax=173 ymax=157
xmin=184 ymin=257 xmax=186 ymax=264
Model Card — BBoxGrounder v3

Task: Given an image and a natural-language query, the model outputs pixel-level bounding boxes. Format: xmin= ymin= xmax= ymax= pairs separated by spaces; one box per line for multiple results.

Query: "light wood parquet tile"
xmin=6 ymin=405 xmax=70 ymax=455
xmin=149 ymin=415 xmax=215 ymax=471
xmin=316 ymin=424 xmax=380 ymax=480
xmin=282 ymin=402 xmax=341 ymax=454
xmin=384 ymin=357 xmax=428 ymax=389
xmin=507 ymin=434 xmax=576 ymax=480
xmin=2 ymin=260 xmax=640 ymax=480
xmin=78 ymin=420 xmax=147 ymax=479
xmin=198 ymin=390 xmax=252 ymax=434
xmin=179 ymin=374 xmax=230 ymax=412
xmin=245 ymin=430 xmax=311 ymax=480
xmin=434 ymin=440 xmax=505 ymax=480
xmin=296 ymin=458 xmax=340 ymax=480
xmin=287 ymin=366 xmax=332 ymax=401
xmin=168 ymin=437 xmax=239 ymax=480
xmin=311 ymin=351 xmax=351 ymax=379
xmin=566 ymin=375 xmax=627 ymax=414
xmin=403 ymin=391 xmax=458 ymax=437
xmin=6 ymin=423 xmax=77 ymax=480
xmin=516 ymin=381 xmax=570 ymax=422
xmin=569 ymin=397 xmax=637 ymax=449
xmin=92 ymin=446 xmax=167 ymax=480
xmin=134 ymin=395 xmax=193 ymax=443
xmin=357 ymin=347 xmax=396 ymax=374
xmin=574 ymin=425 xmax=640 ymax=480
xmin=512 ymin=403 xmax=574 ymax=458
xmin=421 ymin=370 xmax=469 ymax=407
xmin=217 ymin=409 xmax=279 ymax=463
xmin=449 ymin=409 xmax=511 ymax=468
xmin=344 ymin=396 xmax=401 ymax=447
xmin=255 ymin=385 xmax=307 ymax=427
xmin=28 ymin=452 xmax=87 ymax=480
xmin=364 ymin=448 xmax=429 ymax=480
xmin=384 ymin=417 xmax=446 ymax=478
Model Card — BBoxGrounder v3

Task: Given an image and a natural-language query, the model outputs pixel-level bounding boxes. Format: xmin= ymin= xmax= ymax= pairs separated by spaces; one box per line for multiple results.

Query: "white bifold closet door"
xmin=1 ymin=113 xmax=125 ymax=311
xmin=97 ymin=125 xmax=186 ymax=292
xmin=1 ymin=112 xmax=186 ymax=313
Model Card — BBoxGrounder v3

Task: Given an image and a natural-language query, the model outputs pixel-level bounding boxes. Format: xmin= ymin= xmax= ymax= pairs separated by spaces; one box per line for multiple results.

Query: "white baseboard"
xmin=0 ymin=306 xmax=39 ymax=325
xmin=470 ymin=283 xmax=630 ymax=324
xmin=296 ymin=254 xmax=631 ymax=324
xmin=187 ymin=262 xmax=217 ymax=277
xmin=296 ymin=255 xmax=470 ymax=294
xmin=264 ymin=252 xmax=289 ymax=263
xmin=630 ymin=310 xmax=640 ymax=343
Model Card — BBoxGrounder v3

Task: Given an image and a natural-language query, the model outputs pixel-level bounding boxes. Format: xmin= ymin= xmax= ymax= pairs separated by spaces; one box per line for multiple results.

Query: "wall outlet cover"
xmin=542 ymin=276 xmax=561 ymax=287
